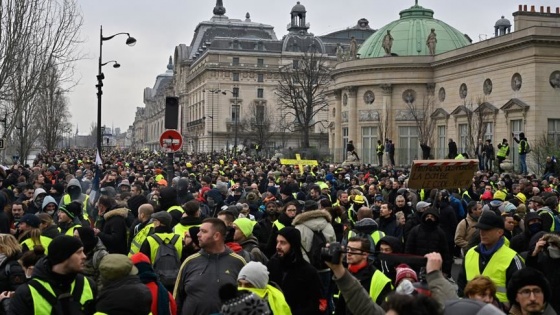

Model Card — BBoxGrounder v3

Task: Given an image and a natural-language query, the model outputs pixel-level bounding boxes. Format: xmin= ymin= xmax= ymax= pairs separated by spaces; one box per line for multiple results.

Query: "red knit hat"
xmin=130 ymin=252 xmax=151 ymax=265
xmin=395 ymin=264 xmax=418 ymax=285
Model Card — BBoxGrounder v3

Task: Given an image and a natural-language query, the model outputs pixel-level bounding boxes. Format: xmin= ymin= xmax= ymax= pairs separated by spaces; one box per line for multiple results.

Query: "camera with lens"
xmin=320 ymin=242 xmax=345 ymax=264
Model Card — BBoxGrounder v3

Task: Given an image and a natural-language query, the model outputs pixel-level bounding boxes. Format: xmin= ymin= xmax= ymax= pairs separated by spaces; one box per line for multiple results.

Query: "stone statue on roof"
xmin=349 ymin=37 xmax=357 ymax=60
xmin=382 ymin=30 xmax=393 ymax=56
xmin=427 ymin=28 xmax=437 ymax=55
xmin=336 ymin=43 xmax=344 ymax=62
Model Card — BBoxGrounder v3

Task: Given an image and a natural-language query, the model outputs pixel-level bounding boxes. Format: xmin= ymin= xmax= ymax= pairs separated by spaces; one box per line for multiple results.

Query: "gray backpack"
xmin=152 ymin=234 xmax=181 ymax=287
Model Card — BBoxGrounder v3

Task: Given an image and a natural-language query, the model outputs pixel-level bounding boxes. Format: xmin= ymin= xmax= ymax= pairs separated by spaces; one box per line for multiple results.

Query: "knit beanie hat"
xmin=233 ymin=218 xmax=257 ymax=238
xmin=19 ymin=214 xmax=41 ymax=228
xmin=507 ymin=267 xmax=551 ymax=306
xmin=75 ymin=227 xmax=97 ymax=254
xmin=277 ymin=226 xmax=301 ymax=248
xmin=58 ymin=204 xmax=75 ymax=220
xmin=238 ymin=261 xmax=269 ymax=289
xmin=395 ymin=264 xmax=418 ymax=285
xmin=127 ymin=195 xmax=148 ymax=216
xmin=219 ymin=283 xmax=271 ymax=315
xmin=48 ymin=236 xmax=83 ymax=266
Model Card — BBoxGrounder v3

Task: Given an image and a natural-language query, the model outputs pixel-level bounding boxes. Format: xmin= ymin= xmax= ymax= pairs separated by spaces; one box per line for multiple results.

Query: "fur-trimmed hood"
xmin=103 ymin=207 xmax=129 ymax=220
xmin=293 ymin=209 xmax=332 ymax=225
xmin=543 ymin=233 xmax=560 ymax=247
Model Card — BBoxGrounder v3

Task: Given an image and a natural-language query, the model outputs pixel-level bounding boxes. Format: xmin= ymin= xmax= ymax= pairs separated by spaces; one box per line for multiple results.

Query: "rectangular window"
xmin=398 ymin=126 xmax=420 ymax=165
xmin=438 ymin=125 xmax=446 ymax=159
xmin=233 ymin=72 xmax=239 ymax=81
xmin=483 ymin=122 xmax=493 ymax=141
xmin=232 ymin=57 xmax=239 ymax=66
xmin=548 ymin=119 xmax=560 ymax=147
xmin=231 ymin=105 xmax=240 ymax=122
xmin=361 ymin=127 xmax=378 ymax=165
xmin=233 ymin=87 xmax=240 ymax=98
xmin=257 ymin=74 xmax=264 ymax=82
xmin=511 ymin=119 xmax=523 ymax=172
xmin=342 ymin=128 xmax=348 ymax=160
xmin=293 ymin=60 xmax=299 ymax=69
xmin=459 ymin=124 xmax=468 ymax=153
xmin=257 ymin=88 xmax=264 ymax=98
xmin=257 ymin=58 xmax=264 ymax=67
xmin=256 ymin=105 xmax=265 ymax=122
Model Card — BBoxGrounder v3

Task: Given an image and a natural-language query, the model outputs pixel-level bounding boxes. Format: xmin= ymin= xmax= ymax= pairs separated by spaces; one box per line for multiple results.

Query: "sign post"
xmin=160 ymin=130 xmax=183 ymax=184
xmin=408 ymin=159 xmax=478 ymax=189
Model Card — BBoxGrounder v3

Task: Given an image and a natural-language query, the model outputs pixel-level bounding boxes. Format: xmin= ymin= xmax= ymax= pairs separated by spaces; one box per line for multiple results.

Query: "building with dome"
xmin=328 ymin=3 xmax=560 ymax=171
xmin=133 ymin=1 xmax=374 ymax=153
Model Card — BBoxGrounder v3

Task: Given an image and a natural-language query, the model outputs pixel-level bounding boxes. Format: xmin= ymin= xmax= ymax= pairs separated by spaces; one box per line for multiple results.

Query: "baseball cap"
xmin=416 ymin=201 xmax=431 ymax=211
xmin=474 ymin=212 xmax=505 ymax=230
xmin=20 ymin=214 xmax=41 ymax=228
xmin=529 ymin=196 xmax=544 ymax=205
xmin=151 ymin=211 xmax=172 ymax=227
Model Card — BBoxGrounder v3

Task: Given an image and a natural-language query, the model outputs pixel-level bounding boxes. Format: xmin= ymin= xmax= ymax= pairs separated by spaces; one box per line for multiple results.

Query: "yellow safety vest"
xmin=28 ymin=277 xmax=94 ymax=314
xmin=241 ymin=285 xmax=292 ymax=315
xmin=497 ymin=144 xmax=509 ymax=158
xmin=65 ymin=224 xmax=81 ymax=237
xmin=538 ymin=209 xmax=555 ymax=232
xmin=62 ymin=194 xmax=90 ymax=222
xmin=128 ymin=223 xmax=155 ymax=257
xmin=369 ymin=270 xmax=393 ymax=303
xmin=146 ymin=232 xmax=183 ymax=264
xmin=167 ymin=205 xmax=185 ymax=214
xmin=347 ymin=230 xmax=385 ymax=247
xmin=173 ymin=223 xmax=201 ymax=237
xmin=376 ymin=144 xmax=383 ymax=155
xmin=273 ymin=220 xmax=285 ymax=231
xmin=22 ymin=236 xmax=52 ymax=255
xmin=455 ymin=154 xmax=465 ymax=160
xmin=518 ymin=139 xmax=527 ymax=154
xmin=465 ymin=244 xmax=519 ymax=302
xmin=420 ymin=189 xmax=425 ymax=201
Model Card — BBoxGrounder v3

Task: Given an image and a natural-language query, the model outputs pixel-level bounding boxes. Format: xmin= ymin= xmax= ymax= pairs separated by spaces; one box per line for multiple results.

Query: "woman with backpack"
xmin=0 ymin=234 xmax=26 ymax=314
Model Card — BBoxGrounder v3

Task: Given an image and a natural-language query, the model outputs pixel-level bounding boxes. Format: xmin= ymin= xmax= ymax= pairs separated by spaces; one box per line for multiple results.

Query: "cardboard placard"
xmin=408 ymin=159 xmax=478 ymax=189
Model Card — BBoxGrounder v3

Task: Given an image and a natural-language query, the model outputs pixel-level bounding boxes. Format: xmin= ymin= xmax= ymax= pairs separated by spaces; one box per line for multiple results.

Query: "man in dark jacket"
xmin=404 ymin=208 xmax=452 ymax=276
xmin=510 ymin=212 xmax=544 ymax=255
xmin=403 ymin=201 xmax=430 ymax=243
xmin=527 ymin=233 xmax=560 ymax=313
xmin=9 ymin=236 xmax=97 ymax=315
xmin=267 ymin=227 xmax=322 ymax=315
xmin=376 ymin=203 xmax=402 ymax=239
xmin=158 ymin=187 xmax=184 ymax=228
xmin=94 ymin=196 xmax=129 ymax=255
xmin=435 ymin=190 xmax=458 ymax=259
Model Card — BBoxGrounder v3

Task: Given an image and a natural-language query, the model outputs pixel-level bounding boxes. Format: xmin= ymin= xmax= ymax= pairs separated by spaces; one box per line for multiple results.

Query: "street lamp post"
xmin=206 ymin=89 xmax=221 ymax=159
xmin=96 ymin=26 xmax=136 ymax=158
xmin=221 ymin=90 xmax=239 ymax=157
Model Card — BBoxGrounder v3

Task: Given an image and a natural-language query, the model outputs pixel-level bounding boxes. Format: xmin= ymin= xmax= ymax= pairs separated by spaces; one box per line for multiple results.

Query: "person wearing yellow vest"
xmin=173 ymin=200 xmax=203 ymax=238
xmin=57 ymin=203 xmax=82 ymax=237
xmin=496 ymin=138 xmax=510 ymax=173
xmin=376 ymin=139 xmax=384 ymax=166
xmin=18 ymin=214 xmax=52 ymax=255
xmin=238 ymin=261 xmax=292 ymax=315
xmin=140 ymin=211 xmax=184 ymax=291
xmin=62 ymin=178 xmax=91 ymax=224
xmin=129 ymin=203 xmax=155 ymax=257
xmin=335 ymin=237 xmax=392 ymax=314
xmin=9 ymin=235 xmax=96 ymax=315
xmin=458 ymin=212 xmax=524 ymax=303
xmin=159 ymin=187 xmax=184 ymax=227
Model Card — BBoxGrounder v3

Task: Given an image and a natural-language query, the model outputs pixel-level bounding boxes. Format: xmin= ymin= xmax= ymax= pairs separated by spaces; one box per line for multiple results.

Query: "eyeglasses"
xmin=517 ymin=288 xmax=543 ymax=297
xmin=286 ymin=208 xmax=297 ymax=212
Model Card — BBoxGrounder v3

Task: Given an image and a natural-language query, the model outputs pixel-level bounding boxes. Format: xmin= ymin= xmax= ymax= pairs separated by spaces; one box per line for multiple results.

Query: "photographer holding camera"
xmin=334 ymin=237 xmax=393 ymax=315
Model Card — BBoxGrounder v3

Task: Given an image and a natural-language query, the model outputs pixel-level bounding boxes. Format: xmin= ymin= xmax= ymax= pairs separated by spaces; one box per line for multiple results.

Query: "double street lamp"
xmin=96 ymin=26 xmax=136 ymax=157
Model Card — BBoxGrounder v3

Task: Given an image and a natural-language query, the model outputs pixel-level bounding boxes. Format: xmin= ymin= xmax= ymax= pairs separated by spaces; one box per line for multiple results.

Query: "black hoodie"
xmin=10 ymin=257 xmax=97 ymax=315
xmin=510 ymin=212 xmax=543 ymax=255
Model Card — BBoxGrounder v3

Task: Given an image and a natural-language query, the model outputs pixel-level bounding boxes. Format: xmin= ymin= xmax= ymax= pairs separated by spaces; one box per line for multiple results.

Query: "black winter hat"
xmin=127 ymin=195 xmax=148 ymax=215
xmin=48 ymin=236 xmax=84 ymax=266
xmin=507 ymin=268 xmax=551 ymax=306
xmin=277 ymin=226 xmax=301 ymax=248
xmin=75 ymin=227 xmax=97 ymax=254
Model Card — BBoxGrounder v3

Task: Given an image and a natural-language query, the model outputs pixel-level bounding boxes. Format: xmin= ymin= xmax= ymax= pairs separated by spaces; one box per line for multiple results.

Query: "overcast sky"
xmin=69 ymin=0 xmax=558 ymax=135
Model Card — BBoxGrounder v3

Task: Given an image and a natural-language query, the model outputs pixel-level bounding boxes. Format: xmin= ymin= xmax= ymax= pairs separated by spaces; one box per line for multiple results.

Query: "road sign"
xmin=408 ymin=159 xmax=478 ymax=189
xmin=0 ymin=138 xmax=4 ymax=150
xmin=159 ymin=129 xmax=183 ymax=153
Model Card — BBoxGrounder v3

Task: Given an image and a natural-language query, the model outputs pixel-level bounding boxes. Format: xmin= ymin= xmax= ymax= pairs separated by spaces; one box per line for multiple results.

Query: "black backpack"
xmin=303 ymin=229 xmax=328 ymax=270
xmin=152 ymin=234 xmax=181 ymax=288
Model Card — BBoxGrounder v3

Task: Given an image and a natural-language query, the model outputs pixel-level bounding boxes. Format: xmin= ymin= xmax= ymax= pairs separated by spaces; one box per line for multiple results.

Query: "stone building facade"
xmin=329 ymin=3 xmax=560 ymax=169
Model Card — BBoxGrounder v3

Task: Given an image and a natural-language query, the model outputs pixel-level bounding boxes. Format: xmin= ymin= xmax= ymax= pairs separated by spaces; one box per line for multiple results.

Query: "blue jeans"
xmin=520 ymin=153 xmax=527 ymax=174
xmin=478 ymin=155 xmax=484 ymax=170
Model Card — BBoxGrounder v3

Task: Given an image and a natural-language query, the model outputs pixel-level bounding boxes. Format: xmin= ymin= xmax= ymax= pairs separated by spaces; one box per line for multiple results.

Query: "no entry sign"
xmin=160 ymin=129 xmax=183 ymax=152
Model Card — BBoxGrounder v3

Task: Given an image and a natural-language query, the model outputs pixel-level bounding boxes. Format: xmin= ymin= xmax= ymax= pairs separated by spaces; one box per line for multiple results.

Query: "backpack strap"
xmin=28 ymin=280 xmax=58 ymax=306
xmin=72 ymin=276 xmax=84 ymax=303
xmin=170 ymin=234 xmax=180 ymax=245
xmin=152 ymin=234 xmax=164 ymax=245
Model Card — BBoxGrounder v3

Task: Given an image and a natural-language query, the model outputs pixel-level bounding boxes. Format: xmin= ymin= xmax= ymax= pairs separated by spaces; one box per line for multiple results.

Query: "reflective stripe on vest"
xmin=273 ymin=220 xmax=285 ymax=231
xmin=167 ymin=205 xmax=184 ymax=214
xmin=497 ymin=145 xmax=508 ymax=158
xmin=173 ymin=223 xmax=201 ymax=237
xmin=29 ymin=277 xmax=94 ymax=314
xmin=376 ymin=144 xmax=383 ymax=155
xmin=22 ymin=236 xmax=52 ymax=255
xmin=146 ymin=232 xmax=183 ymax=264
xmin=128 ymin=223 xmax=155 ymax=257
xmin=369 ymin=270 xmax=393 ymax=303
xmin=465 ymin=244 xmax=518 ymax=302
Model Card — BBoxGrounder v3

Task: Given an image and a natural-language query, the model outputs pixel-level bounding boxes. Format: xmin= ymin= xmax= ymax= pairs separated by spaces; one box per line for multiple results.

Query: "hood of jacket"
xmin=353 ymin=218 xmax=379 ymax=234
xmin=33 ymin=189 xmax=47 ymax=202
xmin=375 ymin=235 xmax=403 ymax=253
xmin=239 ymin=235 xmax=259 ymax=248
xmin=292 ymin=209 xmax=332 ymax=231
xmin=543 ymin=233 xmax=560 ymax=248
xmin=103 ymin=207 xmax=129 ymax=220
xmin=179 ymin=216 xmax=203 ymax=226
xmin=67 ymin=178 xmax=82 ymax=194
xmin=421 ymin=207 xmax=440 ymax=222
xmin=205 ymin=188 xmax=224 ymax=205
xmin=41 ymin=195 xmax=58 ymax=211
xmin=524 ymin=212 xmax=543 ymax=236
xmin=96 ymin=275 xmax=152 ymax=315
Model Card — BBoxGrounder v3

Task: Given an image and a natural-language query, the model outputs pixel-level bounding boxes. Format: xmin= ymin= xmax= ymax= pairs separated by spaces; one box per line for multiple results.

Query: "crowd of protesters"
xmin=0 ymin=148 xmax=557 ymax=315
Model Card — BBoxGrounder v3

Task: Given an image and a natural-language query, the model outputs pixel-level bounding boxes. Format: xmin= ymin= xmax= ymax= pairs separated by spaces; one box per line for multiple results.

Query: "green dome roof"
xmin=358 ymin=4 xmax=471 ymax=58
